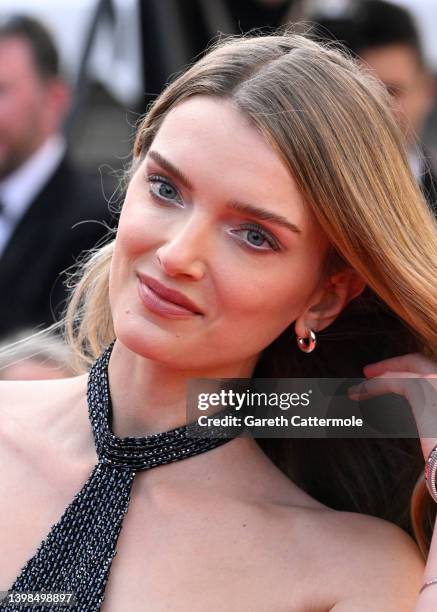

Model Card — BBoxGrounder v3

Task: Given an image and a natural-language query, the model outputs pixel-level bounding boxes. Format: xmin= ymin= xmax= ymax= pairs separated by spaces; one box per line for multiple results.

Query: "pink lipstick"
xmin=137 ymin=274 xmax=202 ymax=319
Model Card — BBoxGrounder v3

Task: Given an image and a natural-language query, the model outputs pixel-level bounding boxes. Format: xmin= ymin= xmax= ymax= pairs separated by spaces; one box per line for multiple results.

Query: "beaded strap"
xmin=1 ymin=343 xmax=239 ymax=611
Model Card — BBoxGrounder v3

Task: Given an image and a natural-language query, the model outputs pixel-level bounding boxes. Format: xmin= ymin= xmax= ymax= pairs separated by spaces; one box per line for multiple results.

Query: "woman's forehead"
xmin=143 ymin=96 xmax=318 ymax=232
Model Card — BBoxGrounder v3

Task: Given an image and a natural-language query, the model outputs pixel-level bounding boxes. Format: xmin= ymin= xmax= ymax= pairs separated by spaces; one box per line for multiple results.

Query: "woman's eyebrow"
xmin=148 ymin=150 xmax=193 ymax=189
xmin=148 ymin=150 xmax=302 ymax=235
xmin=227 ymin=201 xmax=302 ymax=235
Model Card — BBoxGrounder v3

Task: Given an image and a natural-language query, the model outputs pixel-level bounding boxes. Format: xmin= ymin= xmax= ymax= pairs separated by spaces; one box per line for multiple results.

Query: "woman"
xmin=0 ymin=31 xmax=436 ymax=611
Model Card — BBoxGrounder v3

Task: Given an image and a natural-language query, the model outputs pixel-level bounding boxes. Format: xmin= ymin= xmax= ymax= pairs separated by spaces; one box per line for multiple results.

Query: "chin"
xmin=112 ymin=313 xmax=192 ymax=369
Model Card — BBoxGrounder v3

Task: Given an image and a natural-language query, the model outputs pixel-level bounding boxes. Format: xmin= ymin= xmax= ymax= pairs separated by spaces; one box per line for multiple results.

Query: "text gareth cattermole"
xmin=197 ymin=390 xmax=312 ymax=411
xmin=197 ymin=414 xmax=364 ymax=428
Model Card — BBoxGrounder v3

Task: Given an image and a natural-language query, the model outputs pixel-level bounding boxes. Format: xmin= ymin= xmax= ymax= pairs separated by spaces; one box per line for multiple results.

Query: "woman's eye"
xmin=232 ymin=224 xmax=280 ymax=252
xmin=147 ymin=175 xmax=182 ymax=204
xmin=245 ymin=229 xmax=266 ymax=248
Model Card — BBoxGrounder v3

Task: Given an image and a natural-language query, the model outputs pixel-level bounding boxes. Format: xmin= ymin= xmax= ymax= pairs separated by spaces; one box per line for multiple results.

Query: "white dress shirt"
xmin=0 ymin=134 xmax=66 ymax=258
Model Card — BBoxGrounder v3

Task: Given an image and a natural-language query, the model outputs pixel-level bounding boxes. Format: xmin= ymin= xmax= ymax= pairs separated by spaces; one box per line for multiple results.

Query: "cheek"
xmin=116 ymin=187 xmax=178 ymax=255
xmin=0 ymin=98 xmax=24 ymax=131
xmin=410 ymin=90 xmax=429 ymax=118
xmin=1 ymin=105 xmax=39 ymax=147
xmin=111 ymin=201 xmax=164 ymax=281
xmin=108 ymin=205 xmax=163 ymax=316
xmin=216 ymin=256 xmax=318 ymax=341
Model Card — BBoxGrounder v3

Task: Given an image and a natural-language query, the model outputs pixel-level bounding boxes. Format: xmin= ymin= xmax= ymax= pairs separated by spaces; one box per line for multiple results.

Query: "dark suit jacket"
xmin=0 ymin=155 xmax=116 ymax=339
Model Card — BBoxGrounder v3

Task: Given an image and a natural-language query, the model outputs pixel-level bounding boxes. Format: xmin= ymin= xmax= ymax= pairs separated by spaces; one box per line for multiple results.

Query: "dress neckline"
xmin=87 ymin=342 xmax=239 ymax=471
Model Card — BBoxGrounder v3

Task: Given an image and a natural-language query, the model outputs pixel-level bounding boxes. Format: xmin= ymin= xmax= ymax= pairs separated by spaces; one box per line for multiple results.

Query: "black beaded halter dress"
xmin=0 ymin=343 xmax=239 ymax=611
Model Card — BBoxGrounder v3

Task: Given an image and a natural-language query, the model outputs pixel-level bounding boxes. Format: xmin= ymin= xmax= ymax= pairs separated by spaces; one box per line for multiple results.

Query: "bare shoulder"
xmin=0 ymin=376 xmax=79 ymax=420
xmin=317 ymin=508 xmax=425 ymax=611
xmin=0 ymin=377 xmax=65 ymax=406
xmin=0 ymin=375 xmax=89 ymax=454
xmin=236 ymin=499 xmax=423 ymax=611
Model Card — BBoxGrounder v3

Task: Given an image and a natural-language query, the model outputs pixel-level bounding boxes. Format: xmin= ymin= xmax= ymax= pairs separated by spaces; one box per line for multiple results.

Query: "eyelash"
xmin=146 ymin=174 xmax=281 ymax=253
xmin=230 ymin=224 xmax=280 ymax=252
xmin=148 ymin=174 xmax=184 ymax=206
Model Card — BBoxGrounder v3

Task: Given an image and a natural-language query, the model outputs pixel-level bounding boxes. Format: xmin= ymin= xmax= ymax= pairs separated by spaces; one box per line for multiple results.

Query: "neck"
xmin=107 ymin=339 xmax=258 ymax=438
xmin=89 ymin=340 xmax=301 ymax=507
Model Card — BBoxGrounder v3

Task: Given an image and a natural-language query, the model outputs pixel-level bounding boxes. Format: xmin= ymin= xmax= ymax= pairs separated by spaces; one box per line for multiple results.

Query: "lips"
xmin=137 ymin=273 xmax=202 ymax=315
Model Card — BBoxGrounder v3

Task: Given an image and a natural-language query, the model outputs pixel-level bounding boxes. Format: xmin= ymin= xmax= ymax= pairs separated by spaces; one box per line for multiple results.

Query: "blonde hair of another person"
xmin=0 ymin=329 xmax=74 ymax=380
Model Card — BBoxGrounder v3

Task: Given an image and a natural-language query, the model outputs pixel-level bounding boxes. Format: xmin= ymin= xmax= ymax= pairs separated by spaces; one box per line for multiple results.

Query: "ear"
xmin=43 ymin=78 xmax=71 ymax=126
xmin=421 ymin=72 xmax=436 ymax=116
xmin=294 ymin=268 xmax=366 ymax=338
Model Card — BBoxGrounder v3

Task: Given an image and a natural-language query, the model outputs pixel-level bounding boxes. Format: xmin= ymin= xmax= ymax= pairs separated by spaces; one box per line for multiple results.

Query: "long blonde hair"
xmin=63 ymin=31 xmax=437 ymax=555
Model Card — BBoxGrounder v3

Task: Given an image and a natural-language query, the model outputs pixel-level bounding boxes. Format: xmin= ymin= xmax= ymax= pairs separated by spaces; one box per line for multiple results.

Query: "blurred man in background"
xmin=0 ymin=15 xmax=113 ymax=340
xmin=309 ymin=0 xmax=437 ymax=213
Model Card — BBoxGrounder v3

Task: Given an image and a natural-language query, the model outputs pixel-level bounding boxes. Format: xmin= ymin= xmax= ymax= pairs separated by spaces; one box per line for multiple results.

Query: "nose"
xmin=155 ymin=213 xmax=209 ymax=280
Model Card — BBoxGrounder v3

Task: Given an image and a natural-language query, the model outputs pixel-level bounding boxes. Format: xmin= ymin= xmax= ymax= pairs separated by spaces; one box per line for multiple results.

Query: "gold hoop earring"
xmin=297 ymin=328 xmax=317 ymax=353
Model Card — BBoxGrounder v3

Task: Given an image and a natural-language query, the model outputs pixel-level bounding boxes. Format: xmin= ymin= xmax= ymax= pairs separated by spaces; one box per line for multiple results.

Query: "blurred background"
xmin=0 ymin=0 xmax=436 ymax=379
xmin=2 ymin=0 xmax=437 ymax=170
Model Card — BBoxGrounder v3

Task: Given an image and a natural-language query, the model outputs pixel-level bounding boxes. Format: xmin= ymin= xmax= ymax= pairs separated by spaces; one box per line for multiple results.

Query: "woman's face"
xmin=109 ymin=96 xmax=331 ymax=373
